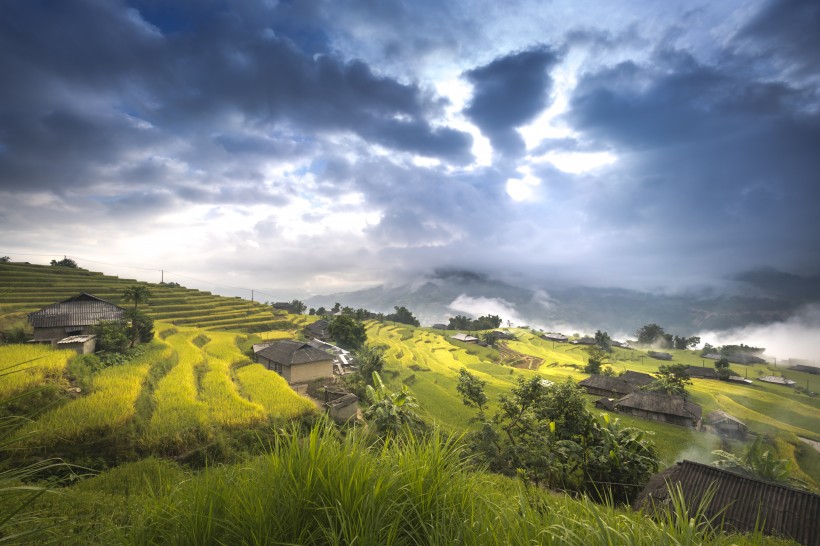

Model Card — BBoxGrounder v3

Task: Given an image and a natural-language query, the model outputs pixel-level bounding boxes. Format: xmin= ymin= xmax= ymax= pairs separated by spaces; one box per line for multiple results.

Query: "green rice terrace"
xmin=1 ymin=262 xmax=818 ymax=544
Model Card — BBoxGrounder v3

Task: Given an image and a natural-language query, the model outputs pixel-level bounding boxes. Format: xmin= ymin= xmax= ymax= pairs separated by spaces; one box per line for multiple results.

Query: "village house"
xmin=570 ymin=336 xmax=596 ymax=345
xmin=579 ymin=375 xmax=636 ymax=398
xmin=705 ymin=410 xmax=748 ymax=439
xmin=323 ymin=387 xmax=359 ymax=423
xmin=542 ymin=333 xmax=568 ymax=343
xmin=619 ymin=370 xmax=655 ymax=387
xmin=450 ymin=333 xmax=479 ymax=343
xmin=610 ymin=340 xmax=631 ymax=349
xmin=684 ymin=365 xmax=721 ymax=380
xmin=634 ymin=460 xmax=820 ymax=545
xmin=431 ymin=323 xmax=448 ymax=330
xmin=491 ymin=330 xmax=516 ymax=340
xmin=255 ymin=340 xmax=334 ymax=390
xmin=790 ymin=363 xmax=819 ymax=375
xmin=27 ymin=293 xmax=125 ymax=353
xmin=758 ymin=375 xmax=797 ymax=387
xmin=304 ymin=319 xmax=330 ymax=340
xmin=614 ymin=392 xmax=702 ymax=428
xmin=648 ymin=351 xmax=673 ymax=360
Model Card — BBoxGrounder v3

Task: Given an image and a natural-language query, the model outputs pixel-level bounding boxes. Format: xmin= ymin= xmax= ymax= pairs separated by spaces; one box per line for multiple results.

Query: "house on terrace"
xmin=648 ymin=351 xmax=673 ymax=360
xmin=255 ymin=340 xmax=334 ymax=390
xmin=543 ymin=333 xmax=568 ymax=343
xmin=705 ymin=410 xmax=747 ymax=439
xmin=304 ymin=319 xmax=330 ymax=340
xmin=450 ymin=333 xmax=479 ymax=343
xmin=579 ymin=375 xmax=636 ymax=398
xmin=27 ymin=293 xmax=125 ymax=352
xmin=614 ymin=392 xmax=701 ymax=428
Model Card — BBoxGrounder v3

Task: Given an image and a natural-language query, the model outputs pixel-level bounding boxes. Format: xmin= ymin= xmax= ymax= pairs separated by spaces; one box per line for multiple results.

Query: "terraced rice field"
xmin=0 ymin=262 xmax=294 ymax=332
xmin=0 ymin=344 xmax=74 ymax=399
xmin=3 ymin=322 xmax=316 ymax=456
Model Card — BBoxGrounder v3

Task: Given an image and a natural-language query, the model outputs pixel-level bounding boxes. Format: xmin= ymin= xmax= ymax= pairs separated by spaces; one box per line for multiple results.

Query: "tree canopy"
xmin=328 ymin=315 xmax=367 ymax=350
xmin=385 ymin=306 xmax=419 ymax=327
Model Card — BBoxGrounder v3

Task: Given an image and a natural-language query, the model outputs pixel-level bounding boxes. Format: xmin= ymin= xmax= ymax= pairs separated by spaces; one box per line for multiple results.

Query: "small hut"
xmin=705 ymin=410 xmax=748 ymax=439
xmin=614 ymin=392 xmax=701 ymax=428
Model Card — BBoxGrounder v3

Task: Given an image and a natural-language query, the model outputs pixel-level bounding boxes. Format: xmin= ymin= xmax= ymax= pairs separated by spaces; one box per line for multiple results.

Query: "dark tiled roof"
xmin=579 ymin=375 xmax=635 ymax=396
xmin=594 ymin=397 xmax=615 ymax=411
xmin=256 ymin=340 xmax=331 ymax=365
xmin=635 ymin=460 xmax=820 ymax=545
xmin=648 ymin=351 xmax=673 ymax=360
xmin=306 ymin=319 xmax=329 ymax=335
xmin=28 ymin=293 xmax=125 ymax=328
xmin=325 ymin=393 xmax=358 ymax=408
xmin=615 ymin=392 xmax=701 ymax=420
xmin=620 ymin=371 xmax=655 ymax=386
xmin=685 ymin=365 xmax=721 ymax=379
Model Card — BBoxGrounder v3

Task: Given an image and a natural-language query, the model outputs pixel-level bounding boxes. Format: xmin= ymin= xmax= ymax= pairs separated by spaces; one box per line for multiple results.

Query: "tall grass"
xmin=125 ymin=421 xmax=786 ymax=546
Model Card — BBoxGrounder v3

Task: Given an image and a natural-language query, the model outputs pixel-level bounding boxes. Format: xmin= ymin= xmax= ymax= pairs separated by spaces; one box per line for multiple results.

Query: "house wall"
xmin=33 ymin=326 xmax=92 ymax=343
xmin=285 ymin=359 xmax=334 ymax=384
xmin=618 ymin=407 xmax=695 ymax=428
xmin=329 ymin=403 xmax=358 ymax=423
xmin=60 ymin=338 xmax=97 ymax=355
xmin=582 ymin=386 xmax=628 ymax=398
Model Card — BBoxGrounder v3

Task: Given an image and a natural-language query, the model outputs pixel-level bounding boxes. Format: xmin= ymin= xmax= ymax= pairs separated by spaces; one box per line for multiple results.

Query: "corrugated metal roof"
xmin=257 ymin=340 xmax=332 ymax=365
xmin=57 ymin=334 xmax=96 ymax=344
xmin=28 ymin=293 xmax=125 ymax=328
xmin=635 ymin=460 xmax=820 ymax=545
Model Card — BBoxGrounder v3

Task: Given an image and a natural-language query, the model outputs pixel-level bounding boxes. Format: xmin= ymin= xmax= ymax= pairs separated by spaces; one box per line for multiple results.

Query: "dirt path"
xmin=497 ymin=342 xmax=544 ymax=370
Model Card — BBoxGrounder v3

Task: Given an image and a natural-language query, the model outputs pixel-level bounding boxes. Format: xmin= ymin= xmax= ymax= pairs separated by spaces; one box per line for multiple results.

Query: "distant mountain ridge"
xmin=307 ymin=268 xmax=819 ymax=335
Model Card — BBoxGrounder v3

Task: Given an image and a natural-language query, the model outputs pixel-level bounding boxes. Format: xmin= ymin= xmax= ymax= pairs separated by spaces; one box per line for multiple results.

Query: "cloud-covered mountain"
xmin=307 ymin=268 xmax=820 ymax=337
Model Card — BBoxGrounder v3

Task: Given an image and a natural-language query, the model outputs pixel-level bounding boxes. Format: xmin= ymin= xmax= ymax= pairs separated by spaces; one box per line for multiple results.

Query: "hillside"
xmin=0 ymin=262 xmax=308 ymax=333
xmin=1 ymin=264 xmax=818 ymax=543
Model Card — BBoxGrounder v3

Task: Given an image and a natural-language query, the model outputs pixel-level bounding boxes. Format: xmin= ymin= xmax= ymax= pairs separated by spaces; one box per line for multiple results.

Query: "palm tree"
xmin=121 ymin=285 xmax=151 ymax=346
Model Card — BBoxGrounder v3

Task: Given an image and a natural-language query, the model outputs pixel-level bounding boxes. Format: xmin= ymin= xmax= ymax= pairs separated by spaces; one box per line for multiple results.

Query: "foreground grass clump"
xmin=121 ymin=423 xmax=788 ymax=546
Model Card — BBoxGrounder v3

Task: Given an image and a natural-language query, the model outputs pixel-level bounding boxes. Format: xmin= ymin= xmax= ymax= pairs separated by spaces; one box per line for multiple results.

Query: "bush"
xmin=49 ymin=257 xmax=77 ymax=268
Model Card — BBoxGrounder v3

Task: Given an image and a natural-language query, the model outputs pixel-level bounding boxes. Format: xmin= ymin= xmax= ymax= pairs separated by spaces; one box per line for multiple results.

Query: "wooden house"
xmin=684 ymin=365 xmax=721 ymax=379
xmin=255 ymin=340 xmax=334 ymax=386
xmin=579 ymin=375 xmax=636 ymax=398
xmin=614 ymin=392 xmax=701 ymax=428
xmin=450 ymin=333 xmax=479 ymax=343
xmin=28 ymin=293 xmax=125 ymax=347
xmin=491 ymin=330 xmax=516 ymax=340
xmin=705 ymin=410 xmax=748 ymax=439
xmin=648 ymin=351 xmax=673 ymax=360
xmin=571 ymin=336 xmax=596 ymax=345
xmin=634 ymin=460 xmax=820 ymax=545
xmin=305 ymin=319 xmax=330 ymax=340
xmin=543 ymin=333 xmax=568 ymax=343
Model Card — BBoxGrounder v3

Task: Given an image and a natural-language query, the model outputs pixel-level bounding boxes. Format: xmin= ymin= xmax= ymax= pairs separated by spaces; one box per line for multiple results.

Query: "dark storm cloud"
xmin=564 ymin=27 xmax=820 ymax=276
xmin=0 ymin=0 xmax=472 ymax=194
xmin=733 ymin=0 xmax=820 ymax=82
xmin=464 ymin=47 xmax=560 ymax=156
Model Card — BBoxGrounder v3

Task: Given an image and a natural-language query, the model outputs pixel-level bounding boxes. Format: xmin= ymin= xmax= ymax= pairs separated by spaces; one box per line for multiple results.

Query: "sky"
xmin=1 ymin=0 xmax=819 ymax=300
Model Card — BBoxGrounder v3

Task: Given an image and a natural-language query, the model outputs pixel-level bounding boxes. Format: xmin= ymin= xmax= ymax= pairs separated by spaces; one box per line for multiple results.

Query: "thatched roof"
xmin=28 ymin=293 xmax=124 ymax=328
xmin=615 ymin=392 xmax=701 ymax=420
xmin=634 ymin=460 xmax=820 ymax=545
xmin=594 ymin=397 xmax=615 ymax=411
xmin=256 ymin=340 xmax=332 ymax=365
xmin=579 ymin=375 xmax=635 ymax=396
xmin=684 ymin=365 xmax=720 ymax=379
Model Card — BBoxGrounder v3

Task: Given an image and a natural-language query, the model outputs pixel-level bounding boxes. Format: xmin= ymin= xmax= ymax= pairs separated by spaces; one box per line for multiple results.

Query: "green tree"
xmin=94 ymin=320 xmax=130 ymax=354
xmin=714 ymin=357 xmax=731 ymax=380
xmin=643 ymin=364 xmax=692 ymax=396
xmin=328 ymin=315 xmax=367 ymax=350
xmin=354 ymin=345 xmax=385 ymax=385
xmin=473 ymin=314 xmax=502 ymax=330
xmin=584 ymin=345 xmax=608 ymax=374
xmin=712 ymin=436 xmax=806 ymax=487
xmin=316 ymin=306 xmax=327 ymax=316
xmin=0 ymin=256 xmax=9 ymax=263
xmin=635 ymin=323 xmax=666 ymax=345
xmin=332 ymin=302 xmax=341 ymax=313
xmin=481 ymin=331 xmax=498 ymax=347
xmin=289 ymin=299 xmax=306 ymax=314
xmin=364 ymin=372 xmax=426 ymax=438
xmin=385 ymin=306 xmax=420 ymax=327
xmin=456 ymin=368 xmax=488 ymax=418
xmin=125 ymin=309 xmax=154 ymax=343
xmin=50 ymin=257 xmax=77 ymax=268
xmin=674 ymin=335 xmax=701 ymax=350
xmin=122 ymin=285 xmax=152 ymax=346
xmin=594 ymin=330 xmax=612 ymax=351
xmin=447 ymin=315 xmax=472 ymax=330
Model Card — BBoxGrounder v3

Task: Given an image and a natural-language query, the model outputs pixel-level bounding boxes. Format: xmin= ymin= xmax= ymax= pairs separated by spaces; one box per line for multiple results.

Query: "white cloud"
xmin=448 ymin=294 xmax=524 ymax=324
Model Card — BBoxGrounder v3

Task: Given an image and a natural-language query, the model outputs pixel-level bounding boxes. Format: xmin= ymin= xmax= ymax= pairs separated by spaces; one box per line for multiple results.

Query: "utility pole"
xmin=251 ymin=289 xmax=254 ymax=302
xmin=161 ymin=269 xmax=164 ymax=283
